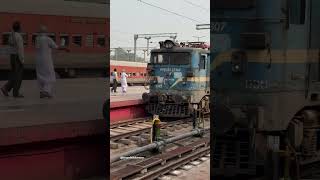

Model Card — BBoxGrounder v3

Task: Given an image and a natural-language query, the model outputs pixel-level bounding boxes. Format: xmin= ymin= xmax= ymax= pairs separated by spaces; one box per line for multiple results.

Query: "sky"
xmin=110 ymin=0 xmax=210 ymax=58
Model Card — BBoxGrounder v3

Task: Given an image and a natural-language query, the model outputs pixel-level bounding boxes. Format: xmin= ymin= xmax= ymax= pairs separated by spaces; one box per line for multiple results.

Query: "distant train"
xmin=0 ymin=0 xmax=109 ymax=78
xmin=212 ymin=0 xmax=320 ymax=179
xmin=110 ymin=60 xmax=147 ymax=86
xmin=142 ymin=40 xmax=210 ymax=118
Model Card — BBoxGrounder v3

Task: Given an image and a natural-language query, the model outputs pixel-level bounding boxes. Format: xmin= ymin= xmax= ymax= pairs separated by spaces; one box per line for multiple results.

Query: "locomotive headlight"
xmin=182 ymin=77 xmax=187 ymax=85
xmin=231 ymin=51 xmax=247 ymax=74
xmin=150 ymin=77 xmax=158 ymax=84
xmin=159 ymin=94 xmax=167 ymax=104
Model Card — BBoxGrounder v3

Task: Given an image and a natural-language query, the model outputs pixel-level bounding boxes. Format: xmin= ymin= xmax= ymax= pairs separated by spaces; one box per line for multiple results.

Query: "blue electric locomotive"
xmin=142 ymin=40 xmax=210 ymax=118
xmin=212 ymin=0 xmax=320 ymax=178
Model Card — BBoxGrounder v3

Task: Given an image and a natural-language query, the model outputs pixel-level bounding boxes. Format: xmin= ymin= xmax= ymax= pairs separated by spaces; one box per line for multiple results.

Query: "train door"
xmin=307 ymin=0 xmax=320 ymax=96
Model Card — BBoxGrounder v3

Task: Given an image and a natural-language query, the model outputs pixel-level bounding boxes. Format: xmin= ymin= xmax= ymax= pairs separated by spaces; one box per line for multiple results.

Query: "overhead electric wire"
xmin=137 ymin=0 xmax=204 ymax=23
xmin=182 ymin=0 xmax=209 ymax=12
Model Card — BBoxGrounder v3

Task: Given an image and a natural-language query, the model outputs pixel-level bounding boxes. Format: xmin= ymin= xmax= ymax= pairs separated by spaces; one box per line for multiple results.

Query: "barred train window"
xmin=32 ymin=34 xmax=38 ymax=46
xmin=48 ymin=34 xmax=56 ymax=42
xmin=2 ymin=32 xmax=28 ymax=46
xmin=73 ymin=35 xmax=82 ymax=47
xmin=2 ymin=33 xmax=10 ymax=45
xmin=97 ymin=35 xmax=106 ymax=47
xmin=21 ymin=33 xmax=28 ymax=46
xmin=60 ymin=35 xmax=69 ymax=47
xmin=86 ymin=34 xmax=94 ymax=47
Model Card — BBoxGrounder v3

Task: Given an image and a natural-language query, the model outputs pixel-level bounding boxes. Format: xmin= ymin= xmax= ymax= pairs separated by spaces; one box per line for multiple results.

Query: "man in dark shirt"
xmin=1 ymin=21 xmax=24 ymax=98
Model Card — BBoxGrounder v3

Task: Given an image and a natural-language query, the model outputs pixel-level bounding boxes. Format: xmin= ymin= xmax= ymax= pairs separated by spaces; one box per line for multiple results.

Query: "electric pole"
xmin=127 ymin=50 xmax=131 ymax=61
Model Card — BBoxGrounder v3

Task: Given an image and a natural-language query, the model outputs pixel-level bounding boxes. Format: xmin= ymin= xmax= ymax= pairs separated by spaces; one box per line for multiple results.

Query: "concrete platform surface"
xmin=0 ymin=78 xmax=107 ymax=129
xmin=110 ymin=86 xmax=148 ymax=102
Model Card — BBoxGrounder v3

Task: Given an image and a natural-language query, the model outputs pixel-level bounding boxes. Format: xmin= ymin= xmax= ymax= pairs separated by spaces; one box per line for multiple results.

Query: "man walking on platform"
xmin=120 ymin=69 xmax=128 ymax=95
xmin=35 ymin=25 xmax=69 ymax=98
xmin=1 ymin=21 xmax=25 ymax=98
xmin=111 ymin=68 xmax=118 ymax=94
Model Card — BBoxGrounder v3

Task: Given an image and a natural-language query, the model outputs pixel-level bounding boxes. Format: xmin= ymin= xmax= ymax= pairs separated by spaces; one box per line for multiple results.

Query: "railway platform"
xmin=0 ymin=78 xmax=106 ymax=179
xmin=110 ymin=86 xmax=148 ymax=123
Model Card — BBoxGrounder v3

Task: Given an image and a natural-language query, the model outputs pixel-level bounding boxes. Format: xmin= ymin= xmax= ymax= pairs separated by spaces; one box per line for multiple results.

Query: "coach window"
xmin=133 ymin=73 xmax=136 ymax=76
xmin=97 ymin=35 xmax=106 ymax=47
xmin=86 ymin=34 xmax=94 ymax=47
xmin=290 ymin=0 xmax=306 ymax=24
xmin=199 ymin=54 xmax=206 ymax=69
xmin=2 ymin=33 xmax=10 ymax=45
xmin=48 ymin=33 xmax=56 ymax=42
xmin=72 ymin=35 xmax=82 ymax=47
xmin=32 ymin=34 xmax=39 ymax=46
xmin=21 ymin=33 xmax=28 ymax=46
xmin=60 ymin=34 xmax=69 ymax=47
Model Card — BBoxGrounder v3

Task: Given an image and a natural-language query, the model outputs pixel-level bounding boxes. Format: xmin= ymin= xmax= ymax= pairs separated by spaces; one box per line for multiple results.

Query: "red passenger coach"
xmin=0 ymin=0 xmax=109 ymax=78
xmin=110 ymin=60 xmax=147 ymax=85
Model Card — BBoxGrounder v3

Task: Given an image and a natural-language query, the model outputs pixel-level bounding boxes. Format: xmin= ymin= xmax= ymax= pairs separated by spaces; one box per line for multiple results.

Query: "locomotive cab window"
xmin=199 ymin=54 xmax=206 ymax=69
xmin=290 ymin=0 xmax=306 ymax=24
xmin=152 ymin=54 xmax=165 ymax=64
xmin=72 ymin=35 xmax=82 ymax=47
xmin=151 ymin=52 xmax=190 ymax=65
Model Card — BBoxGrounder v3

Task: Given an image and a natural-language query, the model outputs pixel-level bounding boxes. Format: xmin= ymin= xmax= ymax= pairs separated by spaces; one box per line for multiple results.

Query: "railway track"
xmin=110 ymin=118 xmax=194 ymax=142
xmin=110 ymin=118 xmax=153 ymax=142
xmin=110 ymin=136 xmax=210 ymax=180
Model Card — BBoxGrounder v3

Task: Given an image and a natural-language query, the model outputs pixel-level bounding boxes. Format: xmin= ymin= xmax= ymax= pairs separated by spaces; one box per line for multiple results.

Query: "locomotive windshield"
xmin=150 ymin=52 xmax=190 ymax=65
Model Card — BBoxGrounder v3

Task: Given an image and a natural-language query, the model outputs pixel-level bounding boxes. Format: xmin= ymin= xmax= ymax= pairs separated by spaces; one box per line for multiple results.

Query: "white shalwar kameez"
xmin=120 ymin=72 xmax=128 ymax=93
xmin=35 ymin=34 xmax=58 ymax=95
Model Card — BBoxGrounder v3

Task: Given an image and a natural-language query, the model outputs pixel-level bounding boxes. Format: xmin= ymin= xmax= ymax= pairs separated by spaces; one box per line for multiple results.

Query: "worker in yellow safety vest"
xmin=152 ymin=115 xmax=161 ymax=142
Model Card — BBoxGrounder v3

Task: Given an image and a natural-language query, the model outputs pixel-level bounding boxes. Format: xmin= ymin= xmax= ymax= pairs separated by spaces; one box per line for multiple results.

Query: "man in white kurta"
xmin=120 ymin=70 xmax=128 ymax=94
xmin=35 ymin=26 xmax=58 ymax=98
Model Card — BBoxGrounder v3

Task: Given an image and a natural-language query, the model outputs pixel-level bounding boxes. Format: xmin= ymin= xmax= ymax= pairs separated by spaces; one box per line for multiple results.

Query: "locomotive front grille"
xmin=146 ymin=103 xmax=190 ymax=117
xmin=213 ymin=130 xmax=256 ymax=176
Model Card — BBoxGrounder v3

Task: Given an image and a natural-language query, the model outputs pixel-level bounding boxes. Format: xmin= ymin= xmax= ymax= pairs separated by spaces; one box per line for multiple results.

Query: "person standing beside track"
xmin=1 ymin=21 xmax=25 ymax=98
xmin=35 ymin=25 xmax=69 ymax=98
xmin=111 ymin=68 xmax=118 ymax=94
xmin=120 ymin=69 xmax=128 ymax=95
